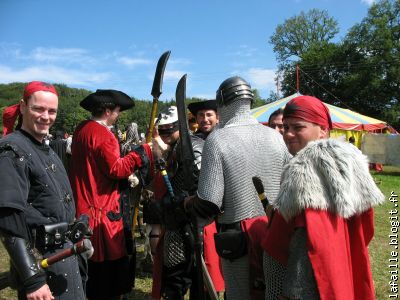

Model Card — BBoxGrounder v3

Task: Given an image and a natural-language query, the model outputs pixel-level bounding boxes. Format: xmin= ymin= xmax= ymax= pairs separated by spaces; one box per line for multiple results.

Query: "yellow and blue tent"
xmin=251 ymin=93 xmax=397 ymax=148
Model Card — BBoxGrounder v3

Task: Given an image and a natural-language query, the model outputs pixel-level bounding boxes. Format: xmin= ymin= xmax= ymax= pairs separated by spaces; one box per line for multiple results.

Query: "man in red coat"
xmin=69 ymin=89 xmax=153 ymax=300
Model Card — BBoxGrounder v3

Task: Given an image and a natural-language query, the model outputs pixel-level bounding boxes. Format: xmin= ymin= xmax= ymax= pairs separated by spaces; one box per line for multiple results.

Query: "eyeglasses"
xmin=28 ymin=105 xmax=58 ymax=116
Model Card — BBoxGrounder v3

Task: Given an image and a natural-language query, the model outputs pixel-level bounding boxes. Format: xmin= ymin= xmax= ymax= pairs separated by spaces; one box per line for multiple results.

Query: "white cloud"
xmin=116 ymin=56 xmax=152 ymax=67
xmin=191 ymin=93 xmax=215 ymax=100
xmin=30 ymin=47 xmax=96 ymax=65
xmin=0 ymin=64 xmax=111 ymax=86
xmin=0 ymin=45 xmax=99 ymax=66
xmin=361 ymin=0 xmax=375 ymax=5
xmin=245 ymin=68 xmax=277 ymax=90
xmin=230 ymin=45 xmax=258 ymax=58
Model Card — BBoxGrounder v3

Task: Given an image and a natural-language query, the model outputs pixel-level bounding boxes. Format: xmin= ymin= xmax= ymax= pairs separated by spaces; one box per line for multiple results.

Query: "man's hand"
xmin=128 ymin=173 xmax=140 ymax=188
xmin=26 ymin=283 xmax=54 ymax=300
xmin=151 ymin=136 xmax=170 ymax=160
xmin=80 ymin=238 xmax=94 ymax=259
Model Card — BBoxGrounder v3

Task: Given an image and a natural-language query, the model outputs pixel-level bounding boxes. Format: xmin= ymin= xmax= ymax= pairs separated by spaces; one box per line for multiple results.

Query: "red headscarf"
xmin=2 ymin=81 xmax=58 ymax=136
xmin=283 ymin=95 xmax=332 ymax=129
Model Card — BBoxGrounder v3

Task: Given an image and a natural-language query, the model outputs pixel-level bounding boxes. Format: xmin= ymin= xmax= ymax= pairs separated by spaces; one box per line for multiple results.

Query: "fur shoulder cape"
xmin=275 ymin=139 xmax=384 ymax=221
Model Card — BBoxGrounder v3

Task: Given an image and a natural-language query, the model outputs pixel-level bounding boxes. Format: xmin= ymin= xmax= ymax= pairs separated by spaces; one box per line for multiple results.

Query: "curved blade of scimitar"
xmin=176 ymin=74 xmax=195 ymax=187
xmin=176 ymin=74 xmax=190 ymax=139
xmin=175 ymin=74 xmax=193 ymax=148
xmin=151 ymin=50 xmax=171 ymax=98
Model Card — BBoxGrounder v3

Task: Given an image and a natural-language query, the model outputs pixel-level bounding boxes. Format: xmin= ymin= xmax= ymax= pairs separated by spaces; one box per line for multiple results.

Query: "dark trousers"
xmin=86 ymin=256 xmax=133 ymax=300
xmin=161 ymin=259 xmax=194 ymax=300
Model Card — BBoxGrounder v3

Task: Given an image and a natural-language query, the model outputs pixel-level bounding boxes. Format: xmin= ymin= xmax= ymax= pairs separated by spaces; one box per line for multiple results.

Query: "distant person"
xmin=187 ymin=111 xmax=198 ymax=133
xmin=188 ymin=99 xmax=219 ymax=139
xmin=262 ymin=95 xmax=384 ymax=300
xmin=50 ymin=130 xmax=68 ymax=169
xmin=268 ymin=108 xmax=284 ymax=135
xmin=349 ymin=136 xmax=355 ymax=145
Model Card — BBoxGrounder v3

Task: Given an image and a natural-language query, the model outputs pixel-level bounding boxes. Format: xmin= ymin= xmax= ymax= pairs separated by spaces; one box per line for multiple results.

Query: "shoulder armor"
xmin=190 ymin=134 xmax=204 ymax=154
xmin=190 ymin=134 xmax=204 ymax=171
xmin=0 ymin=142 xmax=27 ymax=161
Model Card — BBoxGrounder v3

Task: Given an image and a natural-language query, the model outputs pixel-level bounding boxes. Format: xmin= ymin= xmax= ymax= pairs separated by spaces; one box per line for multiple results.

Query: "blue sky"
xmin=0 ymin=0 xmax=375 ymax=101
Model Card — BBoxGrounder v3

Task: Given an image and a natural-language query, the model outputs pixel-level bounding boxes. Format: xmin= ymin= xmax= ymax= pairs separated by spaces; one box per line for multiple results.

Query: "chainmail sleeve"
xmin=263 ymin=252 xmax=286 ymax=300
xmin=198 ymin=120 xmax=288 ymax=223
xmin=197 ymin=136 xmax=224 ymax=209
xmin=282 ymin=228 xmax=320 ymax=299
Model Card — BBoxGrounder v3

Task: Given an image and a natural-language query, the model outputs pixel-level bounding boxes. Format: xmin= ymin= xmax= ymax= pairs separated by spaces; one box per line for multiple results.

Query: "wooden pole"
xmin=276 ymin=73 xmax=280 ymax=99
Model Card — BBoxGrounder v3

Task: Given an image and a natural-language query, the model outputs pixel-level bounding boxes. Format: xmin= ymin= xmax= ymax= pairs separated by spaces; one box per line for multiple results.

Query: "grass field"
xmin=368 ymin=166 xmax=400 ymax=299
xmin=0 ymin=166 xmax=398 ymax=299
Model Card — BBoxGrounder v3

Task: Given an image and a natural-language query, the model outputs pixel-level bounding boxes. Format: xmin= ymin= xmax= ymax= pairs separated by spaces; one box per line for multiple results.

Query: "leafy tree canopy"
xmin=270 ymin=9 xmax=339 ymax=63
xmin=271 ymin=1 xmax=400 ymax=130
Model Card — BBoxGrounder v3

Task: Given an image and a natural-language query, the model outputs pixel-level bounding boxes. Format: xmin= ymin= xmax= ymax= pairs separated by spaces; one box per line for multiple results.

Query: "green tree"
xmin=270 ymin=9 xmax=339 ymax=63
xmin=269 ymin=8 xmax=341 ymax=104
xmin=340 ymin=0 xmax=400 ymax=119
xmin=251 ymin=89 xmax=267 ymax=108
xmin=272 ymin=1 xmax=400 ymax=130
xmin=266 ymin=91 xmax=281 ymax=103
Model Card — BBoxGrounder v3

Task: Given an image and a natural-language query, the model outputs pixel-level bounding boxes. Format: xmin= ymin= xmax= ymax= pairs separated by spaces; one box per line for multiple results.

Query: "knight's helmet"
xmin=216 ymin=76 xmax=254 ymax=125
xmin=216 ymin=76 xmax=254 ymax=107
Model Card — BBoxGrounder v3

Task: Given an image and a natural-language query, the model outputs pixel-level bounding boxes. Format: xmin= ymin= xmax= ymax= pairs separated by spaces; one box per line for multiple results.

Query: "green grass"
xmin=0 ymin=166 xmax=398 ymax=299
xmin=0 ymin=235 xmax=154 ymax=300
xmin=369 ymin=166 xmax=400 ymax=300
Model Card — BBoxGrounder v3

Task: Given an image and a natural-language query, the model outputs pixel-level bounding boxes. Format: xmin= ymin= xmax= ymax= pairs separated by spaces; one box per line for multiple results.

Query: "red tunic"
xmin=241 ymin=215 xmax=269 ymax=300
xmin=203 ymin=222 xmax=225 ymax=292
xmin=69 ymin=120 xmax=152 ymax=262
xmin=262 ymin=209 xmax=375 ymax=300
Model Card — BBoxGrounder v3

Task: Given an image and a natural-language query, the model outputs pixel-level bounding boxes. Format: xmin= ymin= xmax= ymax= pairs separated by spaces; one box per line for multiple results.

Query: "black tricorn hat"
xmin=80 ymin=89 xmax=134 ymax=112
xmin=187 ymin=99 xmax=217 ymax=116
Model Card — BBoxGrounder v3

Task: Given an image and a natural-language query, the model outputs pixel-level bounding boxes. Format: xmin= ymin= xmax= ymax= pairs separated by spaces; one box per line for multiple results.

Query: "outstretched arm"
xmin=184 ymin=195 xmax=221 ymax=226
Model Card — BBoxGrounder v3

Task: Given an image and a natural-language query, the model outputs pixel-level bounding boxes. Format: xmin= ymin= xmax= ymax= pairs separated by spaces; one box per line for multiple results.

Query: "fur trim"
xmin=275 ymin=139 xmax=384 ymax=221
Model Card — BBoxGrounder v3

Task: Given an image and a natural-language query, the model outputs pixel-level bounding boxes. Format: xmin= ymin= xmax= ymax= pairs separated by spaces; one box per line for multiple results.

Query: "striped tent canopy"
xmin=251 ymin=93 xmax=396 ymax=132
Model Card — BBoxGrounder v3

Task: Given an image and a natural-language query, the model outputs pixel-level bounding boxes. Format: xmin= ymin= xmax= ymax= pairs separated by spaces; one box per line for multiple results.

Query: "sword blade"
xmin=151 ymin=50 xmax=171 ymax=98
xmin=176 ymin=74 xmax=196 ymax=189
xmin=176 ymin=75 xmax=207 ymax=300
xmin=146 ymin=50 xmax=171 ymax=143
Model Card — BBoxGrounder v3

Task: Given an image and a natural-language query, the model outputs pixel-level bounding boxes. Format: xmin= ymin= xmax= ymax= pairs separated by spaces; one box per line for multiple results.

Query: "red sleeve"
xmin=97 ymin=134 xmax=146 ymax=179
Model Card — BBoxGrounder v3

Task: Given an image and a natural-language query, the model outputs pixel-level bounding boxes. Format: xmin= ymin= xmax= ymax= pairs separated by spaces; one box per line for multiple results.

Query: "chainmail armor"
xmin=263 ymin=252 xmax=286 ymax=300
xmin=221 ymin=255 xmax=250 ymax=300
xmin=282 ymin=228 xmax=320 ymax=299
xmin=121 ymin=122 xmax=140 ymax=155
xmin=198 ymin=99 xmax=290 ymax=223
xmin=163 ymin=230 xmax=186 ymax=268
xmin=163 ymin=135 xmax=204 ymax=267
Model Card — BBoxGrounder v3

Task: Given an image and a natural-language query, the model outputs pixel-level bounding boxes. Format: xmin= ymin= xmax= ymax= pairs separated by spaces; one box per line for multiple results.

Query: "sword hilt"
xmin=156 ymin=159 xmax=175 ymax=199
